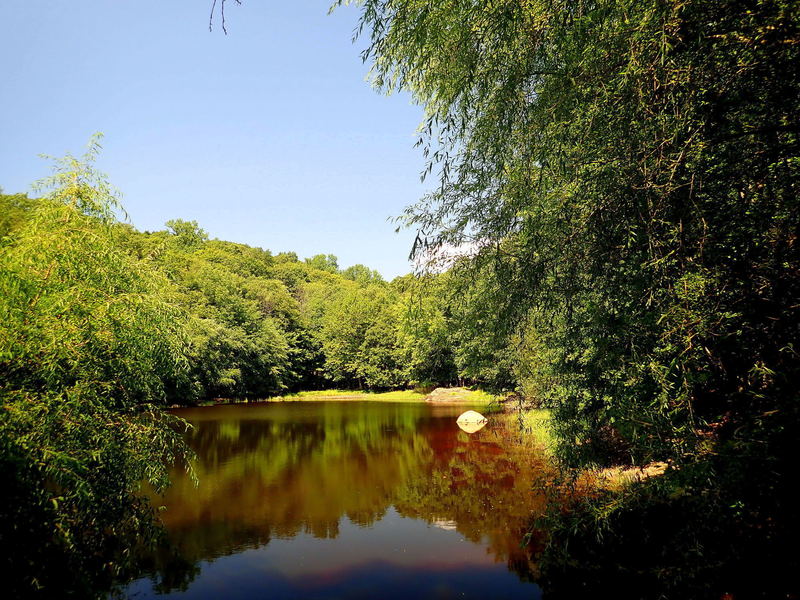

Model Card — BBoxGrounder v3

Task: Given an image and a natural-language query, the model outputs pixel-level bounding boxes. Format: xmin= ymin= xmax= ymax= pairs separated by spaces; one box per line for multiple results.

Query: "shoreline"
xmin=171 ymin=387 xmax=501 ymax=408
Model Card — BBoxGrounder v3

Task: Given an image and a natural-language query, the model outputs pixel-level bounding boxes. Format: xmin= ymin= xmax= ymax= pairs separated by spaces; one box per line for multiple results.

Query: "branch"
xmin=209 ymin=0 xmax=241 ymax=34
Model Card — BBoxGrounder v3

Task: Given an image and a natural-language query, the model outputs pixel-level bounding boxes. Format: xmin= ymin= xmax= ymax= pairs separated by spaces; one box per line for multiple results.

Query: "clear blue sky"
xmin=1 ymin=1 xmax=431 ymax=279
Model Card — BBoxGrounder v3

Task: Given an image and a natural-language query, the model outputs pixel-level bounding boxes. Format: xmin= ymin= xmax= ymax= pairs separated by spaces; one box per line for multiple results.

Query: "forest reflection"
xmin=136 ymin=402 xmax=552 ymax=595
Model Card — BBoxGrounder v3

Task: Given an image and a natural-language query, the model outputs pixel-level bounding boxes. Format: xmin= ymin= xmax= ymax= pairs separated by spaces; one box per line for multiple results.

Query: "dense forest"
xmin=0 ymin=153 xmax=503 ymax=403
xmin=342 ymin=0 xmax=800 ymax=596
xmin=2 ymin=0 xmax=799 ymax=597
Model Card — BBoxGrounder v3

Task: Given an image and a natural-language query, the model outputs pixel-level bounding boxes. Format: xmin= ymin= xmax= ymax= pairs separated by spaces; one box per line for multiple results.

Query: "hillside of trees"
xmin=1 ymin=170 xmax=417 ymax=399
xmin=1 ymin=154 xmax=540 ymax=408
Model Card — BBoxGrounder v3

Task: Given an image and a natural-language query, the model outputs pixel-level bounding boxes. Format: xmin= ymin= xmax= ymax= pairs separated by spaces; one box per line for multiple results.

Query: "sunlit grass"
xmin=458 ymin=389 xmax=500 ymax=405
xmin=265 ymin=389 xmax=427 ymax=402
xmin=510 ymin=409 xmax=555 ymax=453
xmin=264 ymin=388 xmax=499 ymax=405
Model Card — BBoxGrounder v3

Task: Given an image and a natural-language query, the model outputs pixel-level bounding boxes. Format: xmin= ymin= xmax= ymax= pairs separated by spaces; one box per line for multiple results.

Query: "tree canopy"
xmin=341 ymin=0 xmax=800 ymax=469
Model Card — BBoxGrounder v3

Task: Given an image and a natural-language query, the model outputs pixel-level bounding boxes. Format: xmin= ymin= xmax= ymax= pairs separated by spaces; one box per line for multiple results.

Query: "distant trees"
xmin=313 ymin=282 xmax=404 ymax=388
xmin=342 ymin=263 xmax=383 ymax=284
xmin=165 ymin=218 xmax=209 ymax=249
xmin=5 ymin=143 xmax=461 ymax=594
xmin=304 ymin=253 xmax=339 ymax=273
xmin=0 ymin=149 xmax=472 ymax=408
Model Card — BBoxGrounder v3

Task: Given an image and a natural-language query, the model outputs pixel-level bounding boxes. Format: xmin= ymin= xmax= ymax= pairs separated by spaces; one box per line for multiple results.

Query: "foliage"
xmin=340 ymin=0 xmax=800 ymax=592
xmin=3 ymin=137 xmax=471 ymax=593
xmin=0 ymin=136 xmax=475 ymax=599
xmin=4 ymin=0 xmax=794 ymax=592
xmin=0 ymin=144 xmax=194 ymax=596
xmin=0 ymin=192 xmax=35 ymax=238
xmin=165 ymin=218 xmax=209 ymax=249
xmin=345 ymin=0 xmax=800 ymax=467
xmin=394 ymin=274 xmax=458 ymax=387
xmin=33 ymin=133 xmax=125 ymax=223
xmin=305 ymin=253 xmax=339 ymax=273
xmin=342 ymin=263 xmax=384 ymax=284
xmin=267 ymin=389 xmax=428 ymax=402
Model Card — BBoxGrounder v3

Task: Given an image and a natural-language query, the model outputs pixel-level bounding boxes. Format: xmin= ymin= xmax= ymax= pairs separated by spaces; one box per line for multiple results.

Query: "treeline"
xmin=0 ymin=137 xmax=546 ymax=593
xmin=2 ymin=185 xmax=534 ymax=410
xmin=1 ymin=184 xmax=460 ymax=407
xmin=117 ymin=220 xmax=462 ymax=397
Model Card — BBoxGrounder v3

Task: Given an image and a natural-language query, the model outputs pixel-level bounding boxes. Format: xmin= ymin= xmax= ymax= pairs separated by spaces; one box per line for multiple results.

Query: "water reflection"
xmin=126 ymin=402 xmax=551 ymax=599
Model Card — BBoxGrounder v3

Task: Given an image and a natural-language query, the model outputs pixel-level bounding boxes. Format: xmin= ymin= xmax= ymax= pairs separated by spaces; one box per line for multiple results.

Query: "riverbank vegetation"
xmin=2 ymin=0 xmax=799 ymax=596
xmin=340 ymin=0 xmax=800 ymax=596
xmin=262 ymin=388 xmax=497 ymax=404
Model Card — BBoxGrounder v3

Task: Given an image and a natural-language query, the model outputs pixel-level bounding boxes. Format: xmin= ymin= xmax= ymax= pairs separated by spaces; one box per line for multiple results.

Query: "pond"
xmin=121 ymin=401 xmax=551 ymax=599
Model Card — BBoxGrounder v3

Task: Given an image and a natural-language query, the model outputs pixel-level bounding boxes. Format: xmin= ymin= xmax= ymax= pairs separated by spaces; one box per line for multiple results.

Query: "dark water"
xmin=122 ymin=401 xmax=550 ymax=600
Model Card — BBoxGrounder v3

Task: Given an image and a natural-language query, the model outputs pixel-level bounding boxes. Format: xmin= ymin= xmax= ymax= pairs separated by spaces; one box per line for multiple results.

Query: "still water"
xmin=123 ymin=401 xmax=550 ymax=599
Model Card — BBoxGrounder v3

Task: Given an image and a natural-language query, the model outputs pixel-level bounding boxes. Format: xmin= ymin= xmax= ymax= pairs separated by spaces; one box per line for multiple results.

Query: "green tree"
xmin=305 ymin=253 xmax=339 ymax=273
xmin=0 ymin=192 xmax=35 ymax=238
xmin=394 ymin=274 xmax=457 ymax=387
xmin=344 ymin=0 xmax=800 ymax=469
xmin=166 ymin=218 xmax=209 ymax=249
xmin=342 ymin=263 xmax=384 ymax=284
xmin=148 ymin=234 xmax=294 ymax=398
xmin=310 ymin=281 xmax=406 ymax=389
xmin=332 ymin=3 xmax=800 ymax=593
xmin=0 ymin=140 xmax=193 ymax=596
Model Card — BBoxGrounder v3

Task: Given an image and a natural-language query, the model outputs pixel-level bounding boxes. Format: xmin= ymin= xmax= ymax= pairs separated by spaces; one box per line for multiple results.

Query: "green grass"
xmin=464 ymin=389 xmax=501 ymax=405
xmin=264 ymin=389 xmax=428 ymax=402
xmin=263 ymin=388 xmax=499 ymax=405
xmin=513 ymin=409 xmax=555 ymax=452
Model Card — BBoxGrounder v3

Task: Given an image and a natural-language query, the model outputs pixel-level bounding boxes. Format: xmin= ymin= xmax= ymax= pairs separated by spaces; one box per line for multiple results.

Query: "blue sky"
xmin=1 ymin=1 xmax=431 ymax=279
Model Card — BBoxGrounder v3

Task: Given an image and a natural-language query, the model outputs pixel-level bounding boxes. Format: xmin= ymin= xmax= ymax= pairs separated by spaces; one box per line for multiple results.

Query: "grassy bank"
xmin=265 ymin=389 xmax=426 ymax=402
xmin=513 ymin=409 xmax=555 ymax=453
xmin=263 ymin=388 xmax=499 ymax=405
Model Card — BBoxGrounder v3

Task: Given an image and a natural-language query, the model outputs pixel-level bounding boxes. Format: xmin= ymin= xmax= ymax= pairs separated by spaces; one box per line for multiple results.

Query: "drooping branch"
xmin=209 ymin=0 xmax=241 ymax=34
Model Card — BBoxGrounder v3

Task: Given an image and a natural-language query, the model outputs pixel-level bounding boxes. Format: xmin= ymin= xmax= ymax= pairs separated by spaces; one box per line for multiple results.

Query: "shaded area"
xmin=536 ymin=433 xmax=800 ymax=600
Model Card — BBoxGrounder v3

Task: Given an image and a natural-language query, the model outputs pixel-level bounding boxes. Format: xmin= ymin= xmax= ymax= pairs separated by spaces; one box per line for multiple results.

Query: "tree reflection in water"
xmin=131 ymin=402 xmax=553 ymax=597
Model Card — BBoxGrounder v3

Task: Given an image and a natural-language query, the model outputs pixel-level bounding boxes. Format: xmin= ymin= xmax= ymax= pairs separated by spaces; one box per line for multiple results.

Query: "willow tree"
xmin=336 ymin=0 xmax=800 ymax=473
xmin=0 ymin=136 xmax=193 ymax=596
xmin=333 ymin=5 xmax=800 ymax=592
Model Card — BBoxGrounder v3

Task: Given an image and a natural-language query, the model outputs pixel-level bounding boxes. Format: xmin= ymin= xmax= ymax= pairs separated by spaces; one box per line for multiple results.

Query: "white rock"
xmin=456 ymin=410 xmax=487 ymax=433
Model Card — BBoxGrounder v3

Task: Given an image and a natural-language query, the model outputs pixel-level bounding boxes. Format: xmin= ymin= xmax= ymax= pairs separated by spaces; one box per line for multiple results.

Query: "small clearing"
xmin=424 ymin=387 xmax=495 ymax=404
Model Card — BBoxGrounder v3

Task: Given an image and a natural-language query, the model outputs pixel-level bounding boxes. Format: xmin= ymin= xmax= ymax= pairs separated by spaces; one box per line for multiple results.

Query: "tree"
xmin=339 ymin=2 xmax=800 ymax=591
xmin=394 ymin=275 xmax=457 ymax=387
xmin=342 ymin=263 xmax=383 ymax=284
xmin=0 ymin=139 xmax=193 ymax=595
xmin=166 ymin=218 xmax=209 ymax=249
xmin=342 ymin=0 xmax=800 ymax=467
xmin=305 ymin=253 xmax=339 ymax=273
xmin=0 ymin=192 xmax=35 ymax=238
